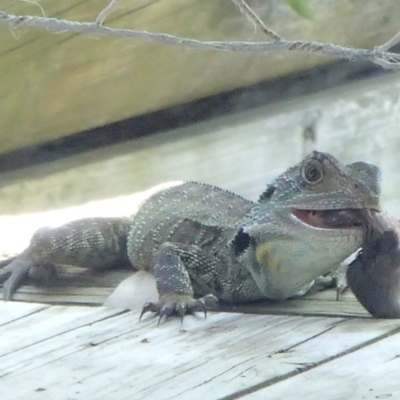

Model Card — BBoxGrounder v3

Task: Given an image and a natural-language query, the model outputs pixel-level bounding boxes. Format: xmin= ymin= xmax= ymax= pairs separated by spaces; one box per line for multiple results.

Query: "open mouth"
xmin=291 ymin=209 xmax=366 ymax=229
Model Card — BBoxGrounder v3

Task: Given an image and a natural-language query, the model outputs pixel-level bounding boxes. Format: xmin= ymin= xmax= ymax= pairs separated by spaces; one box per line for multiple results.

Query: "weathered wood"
xmin=0 ymin=304 xmax=125 ymax=358
xmin=0 ymin=301 xmax=48 ymax=326
xmin=9 ymin=286 xmax=117 ymax=307
xmin=0 ymin=265 xmax=131 ymax=306
xmin=243 ymin=328 xmax=400 ymax=400
xmin=0 ymin=303 xmax=399 ymax=400
xmin=1 ymin=1 xmax=400 ymax=153
xmin=223 ymin=291 xmax=370 ymax=319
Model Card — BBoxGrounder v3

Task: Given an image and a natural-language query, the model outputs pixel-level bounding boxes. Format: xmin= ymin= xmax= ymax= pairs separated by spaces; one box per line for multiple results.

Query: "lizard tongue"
xmin=292 ymin=209 xmax=364 ymax=229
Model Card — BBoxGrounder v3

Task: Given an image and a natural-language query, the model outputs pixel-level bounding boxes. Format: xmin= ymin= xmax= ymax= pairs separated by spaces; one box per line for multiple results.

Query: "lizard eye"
xmin=302 ymin=159 xmax=324 ymax=184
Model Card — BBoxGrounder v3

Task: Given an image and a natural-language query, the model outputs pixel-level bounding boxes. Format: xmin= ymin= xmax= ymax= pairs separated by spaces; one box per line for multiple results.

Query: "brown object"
xmin=347 ymin=212 xmax=400 ymax=318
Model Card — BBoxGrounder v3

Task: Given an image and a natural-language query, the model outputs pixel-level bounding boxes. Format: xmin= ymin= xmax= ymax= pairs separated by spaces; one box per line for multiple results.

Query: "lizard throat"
xmin=291 ymin=208 xmax=364 ymax=230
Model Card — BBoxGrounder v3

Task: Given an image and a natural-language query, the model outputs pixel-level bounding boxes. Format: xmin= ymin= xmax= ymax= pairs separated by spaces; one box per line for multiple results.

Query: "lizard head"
xmin=250 ymin=151 xmax=380 ymax=232
xmin=238 ymin=151 xmax=381 ymax=300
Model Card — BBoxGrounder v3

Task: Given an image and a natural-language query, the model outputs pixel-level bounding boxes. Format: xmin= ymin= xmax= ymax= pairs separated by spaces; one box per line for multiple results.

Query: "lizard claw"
xmin=139 ymin=293 xmax=218 ymax=325
xmin=0 ymin=255 xmax=57 ymax=300
xmin=333 ymin=264 xmax=349 ymax=301
xmin=314 ymin=264 xmax=349 ymax=301
xmin=335 ymin=281 xmax=349 ymax=301
xmin=0 ymin=259 xmax=31 ymax=300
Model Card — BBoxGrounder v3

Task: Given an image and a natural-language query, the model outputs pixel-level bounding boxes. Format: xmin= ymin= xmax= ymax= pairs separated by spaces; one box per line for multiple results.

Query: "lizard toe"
xmin=138 ymin=300 xmax=178 ymax=325
xmin=0 ymin=256 xmax=57 ymax=301
xmin=313 ymin=264 xmax=349 ymax=301
xmin=158 ymin=303 xmax=177 ymax=325
xmin=335 ymin=281 xmax=349 ymax=301
xmin=332 ymin=264 xmax=349 ymax=301
xmin=187 ymin=294 xmax=218 ymax=318
xmin=139 ymin=301 xmax=159 ymax=321
xmin=176 ymin=302 xmax=188 ymax=322
xmin=187 ymin=298 xmax=206 ymax=318
xmin=1 ymin=261 xmax=31 ymax=301
xmin=139 ymin=293 xmax=218 ymax=324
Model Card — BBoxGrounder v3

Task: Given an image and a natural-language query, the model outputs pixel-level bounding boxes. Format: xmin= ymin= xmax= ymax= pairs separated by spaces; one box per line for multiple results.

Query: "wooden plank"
xmin=242 ymin=329 xmax=400 ymax=400
xmin=8 ymin=286 xmax=116 ymax=306
xmin=0 ymin=262 xmax=133 ymax=306
xmin=0 ymin=304 xmax=126 ymax=357
xmin=223 ymin=292 xmax=370 ymax=319
xmin=0 ymin=308 xmax=149 ymax=380
xmin=0 ymin=301 xmax=48 ymax=326
xmin=1 ymin=1 xmax=400 ymax=153
xmin=0 ymin=304 xmax=400 ymax=399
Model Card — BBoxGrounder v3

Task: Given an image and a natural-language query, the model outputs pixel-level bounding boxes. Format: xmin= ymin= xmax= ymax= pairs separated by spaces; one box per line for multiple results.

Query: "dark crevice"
xmin=232 ymin=229 xmax=251 ymax=256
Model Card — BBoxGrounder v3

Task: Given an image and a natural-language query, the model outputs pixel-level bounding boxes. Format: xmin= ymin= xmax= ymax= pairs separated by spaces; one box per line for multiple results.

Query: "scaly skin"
xmin=0 ymin=151 xmax=381 ymax=321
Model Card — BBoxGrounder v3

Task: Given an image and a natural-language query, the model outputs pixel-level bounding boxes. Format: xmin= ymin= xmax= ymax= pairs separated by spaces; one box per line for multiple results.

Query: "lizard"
xmin=0 ymin=151 xmax=381 ymax=321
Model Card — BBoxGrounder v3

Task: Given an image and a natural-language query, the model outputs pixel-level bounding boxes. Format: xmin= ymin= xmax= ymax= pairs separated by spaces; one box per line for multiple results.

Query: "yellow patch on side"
xmin=255 ymin=243 xmax=280 ymax=273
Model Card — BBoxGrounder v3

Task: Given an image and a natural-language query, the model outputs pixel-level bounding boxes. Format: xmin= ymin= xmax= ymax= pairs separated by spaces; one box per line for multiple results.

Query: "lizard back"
xmin=127 ymin=182 xmax=254 ymax=269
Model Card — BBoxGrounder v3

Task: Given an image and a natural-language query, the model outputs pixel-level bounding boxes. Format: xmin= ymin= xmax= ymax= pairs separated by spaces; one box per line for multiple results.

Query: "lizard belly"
xmin=252 ymin=230 xmax=362 ymax=300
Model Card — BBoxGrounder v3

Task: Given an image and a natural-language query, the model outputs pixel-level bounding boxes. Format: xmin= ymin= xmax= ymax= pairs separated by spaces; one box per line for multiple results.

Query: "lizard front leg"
xmin=140 ymin=242 xmax=218 ymax=324
xmin=0 ymin=218 xmax=131 ymax=300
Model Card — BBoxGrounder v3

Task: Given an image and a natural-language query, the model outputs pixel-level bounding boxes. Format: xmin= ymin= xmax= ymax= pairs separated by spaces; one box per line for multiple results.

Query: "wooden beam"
xmin=1 ymin=0 xmax=400 ymax=153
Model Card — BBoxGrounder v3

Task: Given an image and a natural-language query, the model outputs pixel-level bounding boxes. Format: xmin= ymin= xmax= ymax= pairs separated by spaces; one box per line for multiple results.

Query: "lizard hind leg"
xmin=139 ymin=242 xmax=218 ymax=324
xmin=0 ymin=218 xmax=132 ymax=300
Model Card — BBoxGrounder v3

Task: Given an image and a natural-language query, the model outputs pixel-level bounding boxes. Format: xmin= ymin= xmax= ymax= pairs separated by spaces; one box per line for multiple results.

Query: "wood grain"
xmin=1 ymin=302 xmax=399 ymax=399
xmin=243 ymin=326 xmax=400 ymax=400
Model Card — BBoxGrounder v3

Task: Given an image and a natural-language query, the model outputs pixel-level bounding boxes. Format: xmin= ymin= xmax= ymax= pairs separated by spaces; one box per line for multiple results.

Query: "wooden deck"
xmin=1 ymin=270 xmax=400 ymax=400
xmin=1 ymin=172 xmax=400 ymax=399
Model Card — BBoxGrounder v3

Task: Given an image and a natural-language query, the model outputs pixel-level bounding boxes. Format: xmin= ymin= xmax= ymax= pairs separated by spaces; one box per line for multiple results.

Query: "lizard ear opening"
xmin=259 ymin=184 xmax=275 ymax=202
xmin=232 ymin=228 xmax=250 ymax=256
